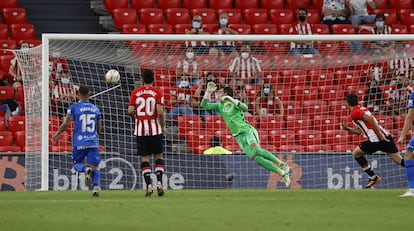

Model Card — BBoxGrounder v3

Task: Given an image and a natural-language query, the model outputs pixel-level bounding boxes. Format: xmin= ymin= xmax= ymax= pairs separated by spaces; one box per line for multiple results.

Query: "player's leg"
xmin=400 ymin=139 xmax=414 ymax=197
xmin=137 ymin=136 xmax=153 ymax=197
xmin=353 ymin=142 xmax=381 ymax=188
xmin=72 ymin=149 xmax=87 ymax=172
xmin=87 ymin=148 xmax=101 ymax=197
xmin=152 ymin=134 xmax=165 ymax=197
xmin=383 ymin=135 xmax=405 ymax=167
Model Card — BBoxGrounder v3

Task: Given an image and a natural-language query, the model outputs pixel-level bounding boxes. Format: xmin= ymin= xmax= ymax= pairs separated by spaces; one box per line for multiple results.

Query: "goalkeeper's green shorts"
xmin=235 ymin=127 xmax=260 ymax=159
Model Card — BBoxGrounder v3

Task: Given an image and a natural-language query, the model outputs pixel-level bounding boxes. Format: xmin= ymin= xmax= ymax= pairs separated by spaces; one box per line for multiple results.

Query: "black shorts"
xmin=136 ymin=134 xmax=164 ymax=156
xmin=359 ymin=135 xmax=399 ymax=154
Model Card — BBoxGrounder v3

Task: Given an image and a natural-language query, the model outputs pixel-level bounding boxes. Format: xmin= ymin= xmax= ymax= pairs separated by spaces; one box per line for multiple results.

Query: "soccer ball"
xmin=105 ymin=69 xmax=120 ymax=83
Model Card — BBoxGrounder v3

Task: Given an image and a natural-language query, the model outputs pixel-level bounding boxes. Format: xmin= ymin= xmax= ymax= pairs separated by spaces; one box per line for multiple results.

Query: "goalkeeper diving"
xmin=201 ymin=82 xmax=291 ymax=187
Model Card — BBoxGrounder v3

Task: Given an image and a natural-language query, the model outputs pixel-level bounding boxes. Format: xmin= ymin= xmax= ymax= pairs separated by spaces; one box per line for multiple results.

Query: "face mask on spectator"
xmin=375 ymin=21 xmax=384 ymax=28
xmin=186 ymin=52 xmax=194 ymax=59
xmin=61 ymin=78 xmax=70 ymax=84
xmin=264 ymin=88 xmax=270 ymax=95
xmin=179 ymin=80 xmax=189 ymax=88
xmin=21 ymin=47 xmax=29 ymax=53
xmin=298 ymin=15 xmax=306 ymax=22
xmin=396 ymin=82 xmax=403 ymax=89
xmin=220 ymin=18 xmax=228 ymax=26
xmin=241 ymin=52 xmax=249 ymax=59
xmin=192 ymin=21 xmax=201 ymax=29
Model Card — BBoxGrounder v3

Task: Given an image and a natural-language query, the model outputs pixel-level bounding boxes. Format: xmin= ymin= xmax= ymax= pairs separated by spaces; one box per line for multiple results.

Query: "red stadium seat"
xmin=373 ymin=9 xmax=398 ymax=25
xmin=314 ymin=41 xmax=340 ymax=55
xmin=7 ymin=116 xmax=25 ymax=134
xmin=183 ymin=0 xmax=207 ymax=10
xmin=278 ymin=23 xmax=296 ymax=34
xmin=318 ymin=85 xmax=345 ymax=101
xmin=0 ymin=116 xmax=5 ymax=131
xmin=205 ymin=115 xmax=227 ymax=130
xmin=201 ymin=23 xmax=218 ymax=33
xmin=329 ymin=101 xmax=349 ymax=117
xmin=299 ymin=56 xmax=325 ymax=70
xmin=286 ymin=115 xmax=312 ymax=131
xmin=0 ymin=146 xmax=21 ymax=152
xmin=333 ymin=144 xmax=354 ymax=153
xmin=286 ymin=0 xmax=311 ymax=10
xmin=390 ymin=0 xmax=413 ymax=9
xmin=252 ymin=24 xmax=278 ymax=34
xmin=122 ymin=24 xmax=146 ymax=34
xmin=177 ymin=115 xmax=204 ymax=138
xmin=0 ymin=39 xmax=17 ymax=54
xmin=259 ymin=116 xmax=286 ymax=131
xmin=307 ymin=70 xmax=335 ymax=87
xmin=292 ymin=86 xmax=319 ymax=101
xmin=331 ymin=24 xmax=356 ymax=34
xmin=9 ymin=24 xmax=35 ymax=44
xmin=0 ymin=24 xmax=8 ymax=40
xmin=302 ymin=100 xmax=329 ymax=118
xmin=0 ymin=54 xmax=15 ymax=83
xmin=20 ymin=39 xmax=41 ymax=48
xmin=138 ymin=8 xmax=164 ymax=26
xmin=197 ymin=55 xmax=219 ymax=71
xmin=253 ymin=55 xmax=273 ymax=70
xmin=216 ymin=9 xmax=242 ymax=24
xmin=261 ymin=0 xmax=285 ymax=10
xmin=130 ymin=0 xmax=155 ymax=10
xmin=134 ymin=54 xmax=165 ymax=69
xmin=174 ymin=24 xmax=192 ymax=34
xmin=398 ymin=9 xmax=414 ymax=25
xmin=0 ymin=0 xmax=18 ymax=11
xmin=307 ymin=144 xmax=333 ymax=153
xmin=191 ymin=8 xmax=216 ymax=24
xmin=262 ymin=41 xmax=290 ymax=55
xmin=335 ymin=70 xmax=361 ymax=85
xmin=296 ymin=129 xmax=323 ymax=146
xmin=314 ymin=115 xmax=339 ymax=131
xmin=374 ymin=115 xmax=394 ymax=130
xmin=165 ymin=8 xmax=190 ymax=26
xmin=0 ymin=131 xmax=13 ymax=146
xmin=324 ymin=130 xmax=351 ymax=146
xmin=49 ymin=145 xmax=72 ymax=153
xmin=186 ymin=131 xmax=213 ymax=154
xmin=312 ymin=0 xmax=324 ymax=11
xmin=157 ymin=0 xmax=181 ymax=10
xmin=0 ymin=85 xmax=14 ymax=100
xmin=344 ymin=85 xmax=367 ymax=101
xmin=103 ymin=0 xmax=129 ymax=14
xmin=312 ymin=24 xmax=330 ymax=34
xmin=218 ymin=130 xmax=238 ymax=147
xmin=283 ymin=100 xmax=302 ymax=116
xmin=271 ymin=84 xmax=292 ymax=101
xmin=209 ymin=0 xmax=233 ymax=10
xmin=228 ymin=24 xmax=251 ymax=34
xmin=235 ymin=0 xmax=259 ymax=11
xmin=300 ymin=9 xmax=321 ymax=24
xmin=325 ymin=55 xmax=353 ymax=71
xmin=280 ymin=69 xmax=307 ymax=87
xmin=147 ymin=24 xmax=173 ymax=34
xmin=268 ymin=129 xmax=296 ymax=147
xmin=2 ymin=8 xmax=27 ymax=25
xmin=14 ymin=130 xmax=25 ymax=150
xmin=270 ymin=9 xmax=294 ymax=25
xmin=112 ymin=8 xmax=138 ymax=30
xmin=279 ymin=144 xmax=306 ymax=153
xmin=243 ymin=9 xmax=268 ymax=26
xmin=369 ymin=0 xmax=389 ymax=11
xmin=391 ymin=24 xmax=408 ymax=34
xmin=15 ymin=86 xmax=23 ymax=103
xmin=273 ymin=55 xmax=299 ymax=70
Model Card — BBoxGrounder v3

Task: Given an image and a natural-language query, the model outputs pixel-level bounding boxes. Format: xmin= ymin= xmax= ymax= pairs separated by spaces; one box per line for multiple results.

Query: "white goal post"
xmin=25 ymin=33 xmax=414 ymax=191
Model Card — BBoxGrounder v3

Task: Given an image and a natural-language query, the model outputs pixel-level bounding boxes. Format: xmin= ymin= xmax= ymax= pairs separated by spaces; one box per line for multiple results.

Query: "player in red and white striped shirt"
xmin=229 ymin=45 xmax=263 ymax=85
xmin=288 ymin=8 xmax=320 ymax=56
xmin=341 ymin=93 xmax=404 ymax=188
xmin=128 ymin=69 xmax=166 ymax=197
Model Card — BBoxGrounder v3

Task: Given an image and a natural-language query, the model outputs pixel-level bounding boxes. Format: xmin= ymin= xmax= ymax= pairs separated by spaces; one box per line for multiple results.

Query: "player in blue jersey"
xmin=397 ymin=89 xmax=414 ymax=197
xmin=52 ymin=85 xmax=102 ymax=197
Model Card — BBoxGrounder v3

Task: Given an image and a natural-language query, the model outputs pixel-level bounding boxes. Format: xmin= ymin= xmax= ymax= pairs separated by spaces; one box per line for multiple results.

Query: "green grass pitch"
xmin=0 ymin=189 xmax=413 ymax=231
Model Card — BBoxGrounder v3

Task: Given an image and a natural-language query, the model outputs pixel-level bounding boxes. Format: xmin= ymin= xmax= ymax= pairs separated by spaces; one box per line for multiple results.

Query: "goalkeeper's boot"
xmin=399 ymin=189 xmax=414 ymax=197
xmin=282 ymin=171 xmax=291 ymax=188
xmin=85 ymin=167 xmax=93 ymax=186
xmin=364 ymin=175 xmax=381 ymax=188
xmin=92 ymin=186 xmax=100 ymax=197
xmin=157 ymin=181 xmax=165 ymax=197
xmin=145 ymin=184 xmax=153 ymax=197
xmin=280 ymin=162 xmax=291 ymax=176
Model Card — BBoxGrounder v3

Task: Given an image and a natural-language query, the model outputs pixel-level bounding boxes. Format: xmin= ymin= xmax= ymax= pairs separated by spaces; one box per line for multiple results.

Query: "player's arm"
xmin=200 ymin=82 xmax=219 ymax=110
xmin=275 ymin=97 xmax=284 ymax=118
xmin=398 ymin=108 xmax=414 ymax=143
xmin=368 ymin=0 xmax=379 ymax=9
xmin=127 ymin=105 xmax=136 ymax=119
xmin=97 ymin=119 xmax=102 ymax=135
xmin=52 ymin=116 xmax=73 ymax=143
xmin=156 ymin=103 xmax=167 ymax=134
xmin=363 ymin=113 xmax=387 ymax=141
xmin=341 ymin=122 xmax=362 ymax=135
xmin=222 ymin=95 xmax=248 ymax=112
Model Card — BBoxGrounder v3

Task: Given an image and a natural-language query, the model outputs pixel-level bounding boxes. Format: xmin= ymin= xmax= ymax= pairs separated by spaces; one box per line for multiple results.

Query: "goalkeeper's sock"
xmin=74 ymin=163 xmax=86 ymax=172
xmin=252 ymin=146 xmax=282 ymax=165
xmin=254 ymin=156 xmax=283 ymax=175
xmin=405 ymin=160 xmax=414 ymax=189
xmin=141 ymin=162 xmax=152 ymax=186
xmin=155 ymin=159 xmax=164 ymax=184
xmin=92 ymin=168 xmax=100 ymax=187
xmin=355 ymin=156 xmax=376 ymax=177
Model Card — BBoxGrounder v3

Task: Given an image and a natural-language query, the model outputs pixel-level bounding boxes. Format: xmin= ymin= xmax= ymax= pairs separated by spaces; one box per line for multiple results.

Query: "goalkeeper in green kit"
xmin=201 ymin=82 xmax=291 ymax=187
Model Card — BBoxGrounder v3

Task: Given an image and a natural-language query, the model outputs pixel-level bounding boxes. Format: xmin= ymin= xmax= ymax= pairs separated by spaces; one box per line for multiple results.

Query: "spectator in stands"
xmin=176 ymin=46 xmax=202 ymax=86
xmin=288 ymin=8 xmax=320 ymax=56
xmin=348 ymin=0 xmax=378 ymax=28
xmin=49 ymin=49 xmax=68 ymax=80
xmin=193 ymin=72 xmax=221 ymax=119
xmin=185 ymin=14 xmax=210 ymax=55
xmin=362 ymin=79 xmax=387 ymax=114
xmin=51 ymin=69 xmax=80 ymax=117
xmin=254 ymin=82 xmax=284 ymax=119
xmin=215 ymin=12 xmax=238 ymax=56
xmin=369 ymin=14 xmax=395 ymax=56
xmin=229 ymin=45 xmax=263 ymax=86
xmin=9 ymin=42 xmax=30 ymax=90
xmin=389 ymin=50 xmax=414 ymax=81
xmin=322 ymin=0 xmax=351 ymax=32
xmin=166 ymin=75 xmax=195 ymax=121
xmin=387 ymin=74 xmax=412 ymax=116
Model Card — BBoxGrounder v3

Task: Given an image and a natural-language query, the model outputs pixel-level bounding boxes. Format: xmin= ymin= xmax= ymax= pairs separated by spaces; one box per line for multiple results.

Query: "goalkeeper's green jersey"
xmin=200 ymin=100 xmax=251 ymax=136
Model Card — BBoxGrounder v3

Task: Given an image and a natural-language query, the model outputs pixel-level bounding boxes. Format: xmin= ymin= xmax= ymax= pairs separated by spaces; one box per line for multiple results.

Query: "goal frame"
xmin=39 ymin=33 xmax=414 ymax=190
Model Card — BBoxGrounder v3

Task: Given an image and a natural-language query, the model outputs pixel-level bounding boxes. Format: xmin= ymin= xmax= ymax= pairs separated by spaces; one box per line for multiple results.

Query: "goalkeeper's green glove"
xmin=203 ymin=82 xmax=217 ymax=100
xmin=221 ymin=95 xmax=240 ymax=106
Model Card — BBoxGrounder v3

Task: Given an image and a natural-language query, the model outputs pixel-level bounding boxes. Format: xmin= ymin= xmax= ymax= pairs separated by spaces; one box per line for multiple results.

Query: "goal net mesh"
xmin=22 ymin=34 xmax=412 ymax=190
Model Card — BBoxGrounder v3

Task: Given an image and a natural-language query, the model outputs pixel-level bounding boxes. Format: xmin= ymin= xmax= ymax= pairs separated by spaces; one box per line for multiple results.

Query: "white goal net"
xmin=21 ymin=34 xmax=414 ymax=191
